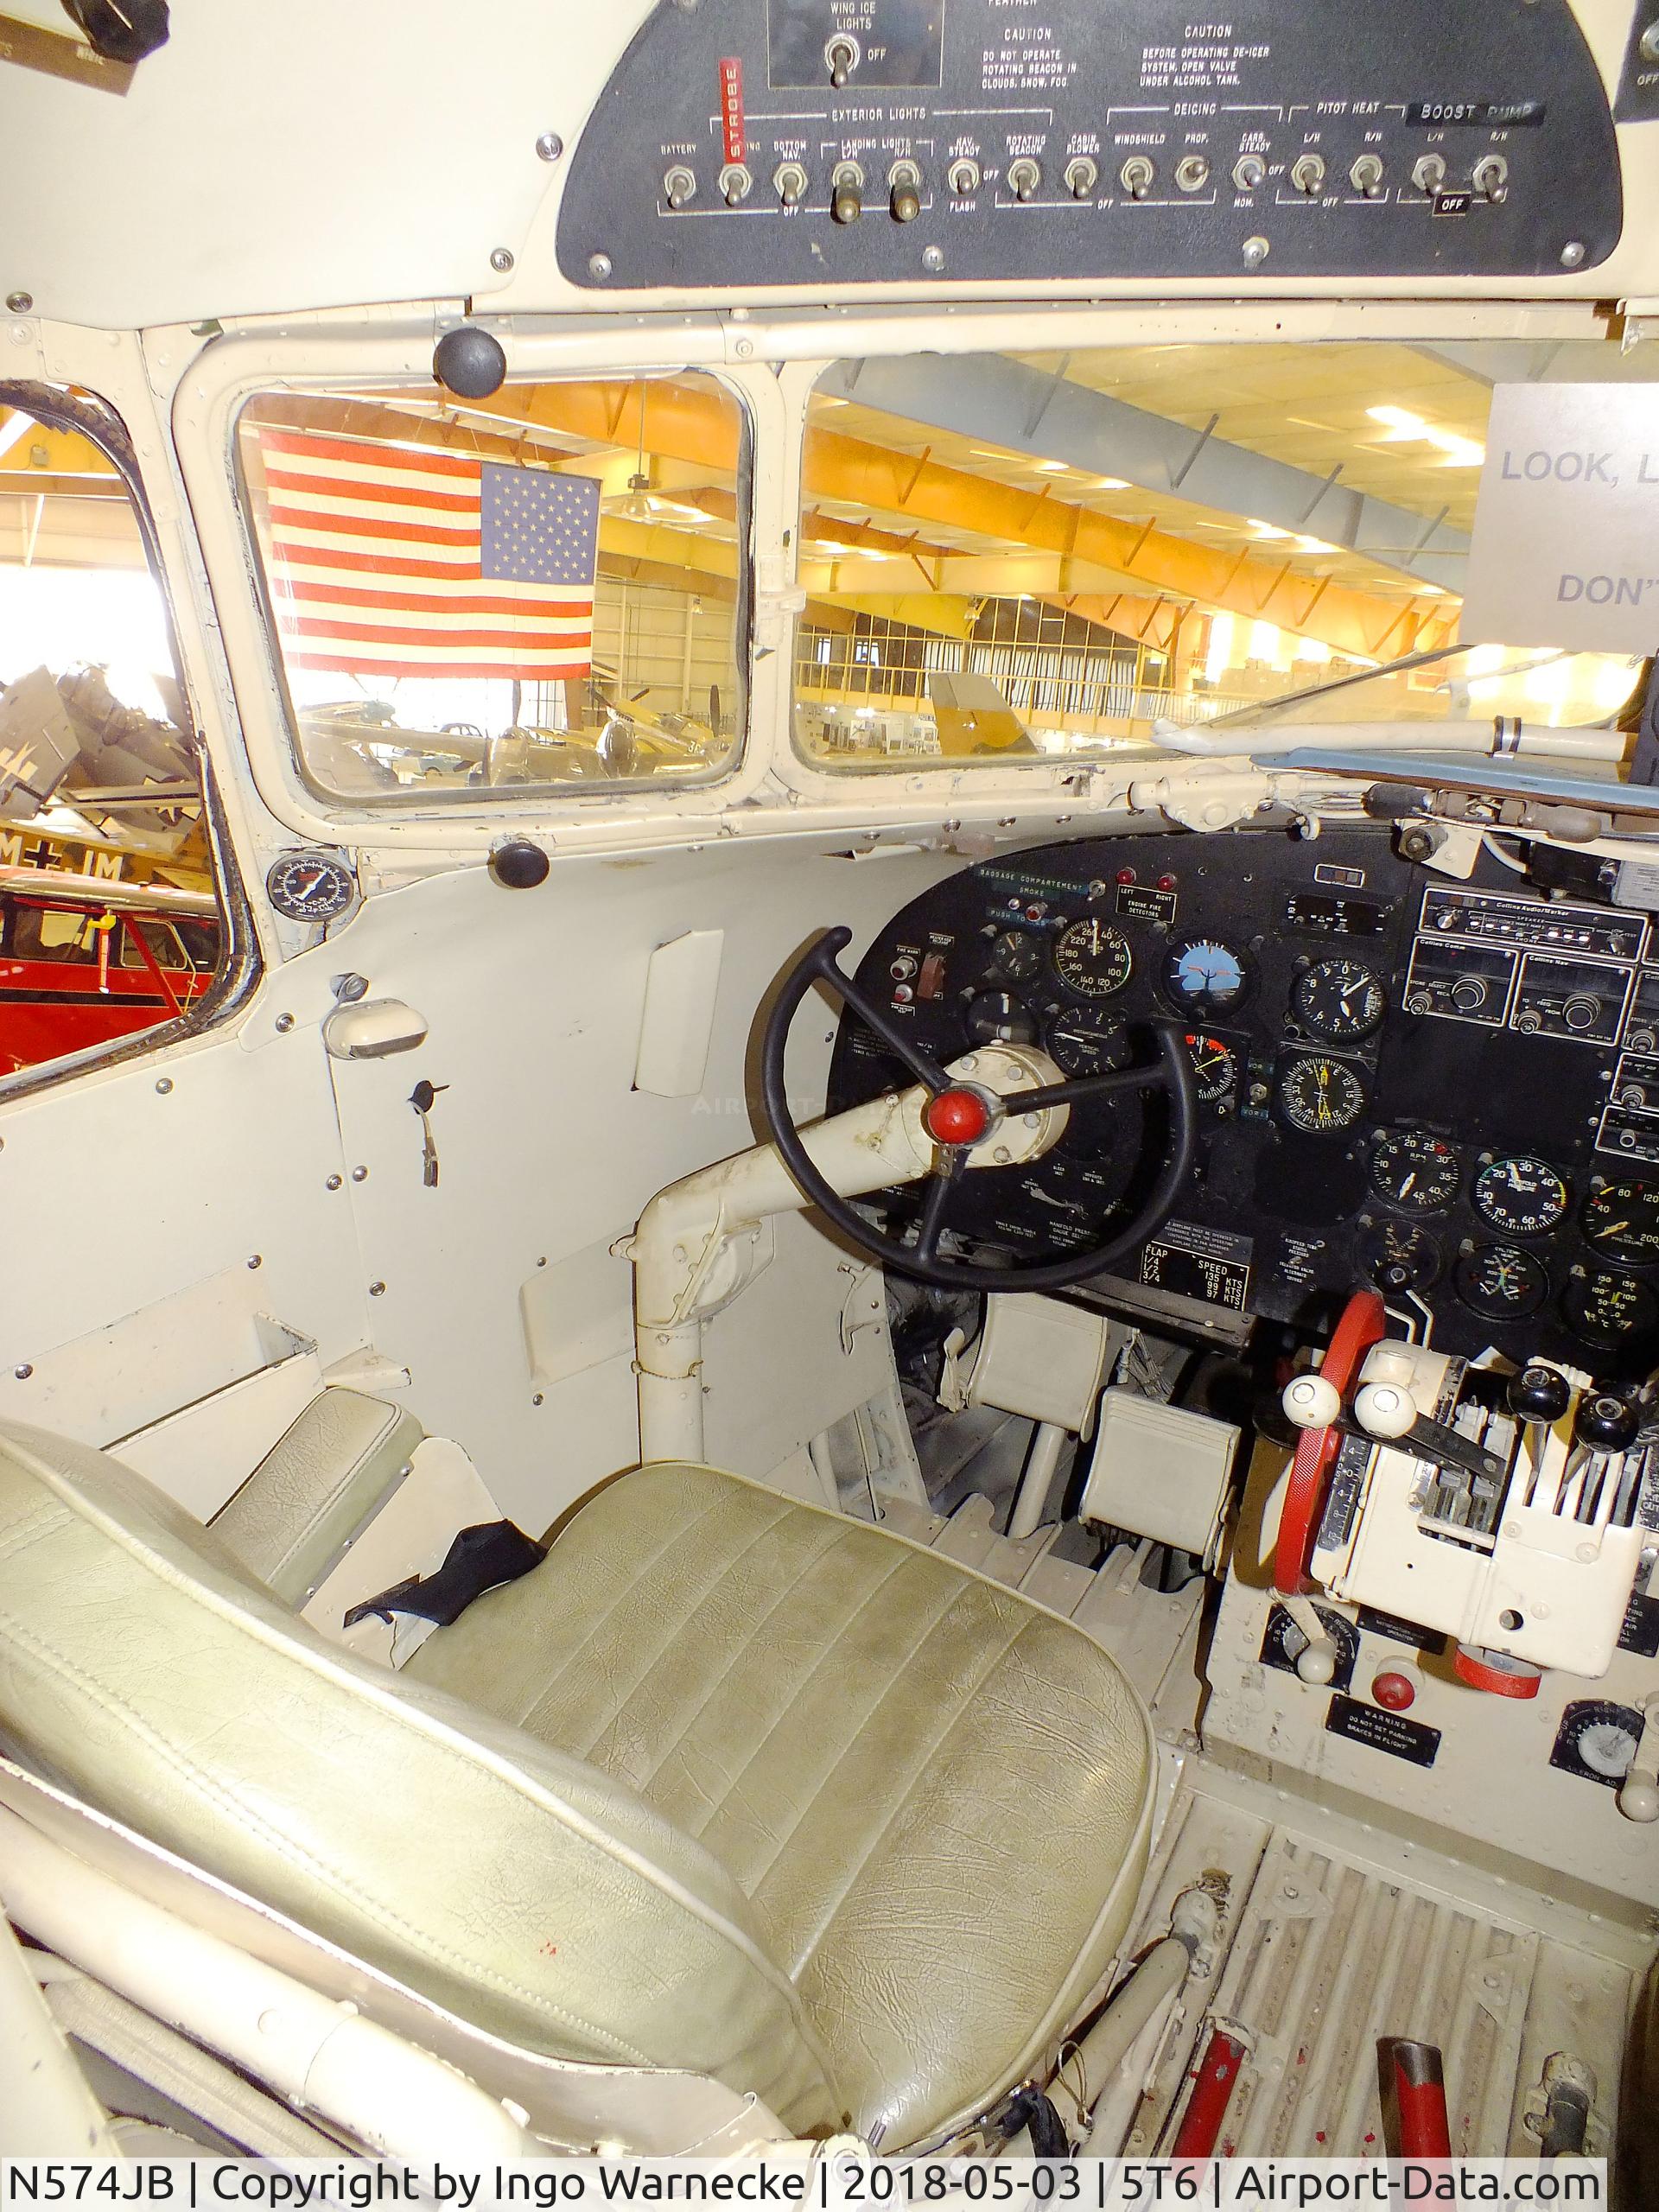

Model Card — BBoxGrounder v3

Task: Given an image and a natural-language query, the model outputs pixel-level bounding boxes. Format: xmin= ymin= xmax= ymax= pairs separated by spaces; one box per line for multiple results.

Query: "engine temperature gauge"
xmin=1472 ymin=1154 xmax=1570 ymax=1238
xmin=1275 ymin=1052 xmax=1368 ymax=1135
xmin=1053 ymin=918 xmax=1133 ymax=999
xmin=1563 ymin=1268 xmax=1659 ymax=1347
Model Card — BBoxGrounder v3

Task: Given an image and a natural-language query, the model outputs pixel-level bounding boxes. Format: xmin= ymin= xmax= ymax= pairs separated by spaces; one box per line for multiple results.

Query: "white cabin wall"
xmin=0 ymin=833 xmax=956 ymax=1527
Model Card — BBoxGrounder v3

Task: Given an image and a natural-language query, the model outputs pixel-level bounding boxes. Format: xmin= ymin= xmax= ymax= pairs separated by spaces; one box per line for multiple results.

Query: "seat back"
xmin=0 ymin=1421 xmax=841 ymax=2134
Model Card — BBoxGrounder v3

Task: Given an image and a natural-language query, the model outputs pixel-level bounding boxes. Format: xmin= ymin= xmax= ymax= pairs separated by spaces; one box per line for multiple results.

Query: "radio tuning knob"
xmin=1563 ymin=994 xmax=1601 ymax=1032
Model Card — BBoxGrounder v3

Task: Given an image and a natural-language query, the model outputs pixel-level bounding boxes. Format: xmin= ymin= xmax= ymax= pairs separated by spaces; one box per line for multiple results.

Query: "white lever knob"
xmin=1283 ymin=1374 xmax=1341 ymax=1430
xmin=1619 ymin=1773 xmax=1659 ymax=1824
xmin=1618 ymin=1702 xmax=1659 ymax=1821
xmin=1296 ymin=1640 xmax=1338 ymax=1686
xmin=1355 ymin=1380 xmax=1419 ymax=1440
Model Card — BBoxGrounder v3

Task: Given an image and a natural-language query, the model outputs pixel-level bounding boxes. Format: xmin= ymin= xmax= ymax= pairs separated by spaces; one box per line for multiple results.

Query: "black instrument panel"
xmin=557 ymin=0 xmax=1621 ymax=290
xmin=827 ymin=827 xmax=1659 ymax=1377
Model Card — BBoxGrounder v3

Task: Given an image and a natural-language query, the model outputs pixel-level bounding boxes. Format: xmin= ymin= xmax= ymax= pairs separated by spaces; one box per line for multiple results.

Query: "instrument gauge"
xmin=1563 ymin=1268 xmax=1659 ymax=1348
xmin=1292 ymin=957 xmax=1386 ymax=1043
xmin=963 ymin=992 xmax=1039 ymax=1048
xmin=1359 ymin=1220 xmax=1442 ymax=1295
xmin=1185 ymin=1033 xmax=1238 ymax=1107
xmin=265 ymin=849 xmax=355 ymax=922
xmin=1046 ymin=1007 xmax=1130 ymax=1076
xmin=1581 ymin=1180 xmax=1659 ymax=1268
xmin=1454 ymin=1243 xmax=1549 ymax=1319
xmin=1275 ymin=1052 xmax=1368 ymax=1135
xmin=1472 ymin=1154 xmax=1570 ymax=1239
xmin=987 ymin=929 xmax=1044 ymax=983
xmin=1370 ymin=1130 xmax=1459 ymax=1215
xmin=1053 ymin=918 xmax=1133 ymax=999
xmin=1160 ymin=934 xmax=1254 ymax=1019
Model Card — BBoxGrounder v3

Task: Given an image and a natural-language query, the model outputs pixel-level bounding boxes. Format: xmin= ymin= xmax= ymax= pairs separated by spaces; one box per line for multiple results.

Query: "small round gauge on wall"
xmin=1274 ymin=1051 xmax=1368 ymax=1135
xmin=265 ymin=849 xmax=356 ymax=924
xmin=1052 ymin=917 xmax=1134 ymax=999
xmin=1369 ymin=1129 xmax=1459 ymax=1215
xmin=1160 ymin=933 xmax=1255 ymax=1020
xmin=1292 ymin=957 xmax=1386 ymax=1043
xmin=1472 ymin=1154 xmax=1570 ymax=1239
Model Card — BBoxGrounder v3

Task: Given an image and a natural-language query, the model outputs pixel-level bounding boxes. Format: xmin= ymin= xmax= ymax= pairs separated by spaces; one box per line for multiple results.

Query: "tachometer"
xmin=1292 ymin=957 xmax=1386 ymax=1043
xmin=1455 ymin=1243 xmax=1549 ymax=1319
xmin=1563 ymin=1269 xmax=1659 ymax=1347
xmin=1161 ymin=934 xmax=1253 ymax=1019
xmin=1053 ymin=918 xmax=1133 ymax=999
xmin=1370 ymin=1130 xmax=1459 ymax=1215
xmin=1472 ymin=1154 xmax=1570 ymax=1238
xmin=1582 ymin=1180 xmax=1659 ymax=1268
xmin=1275 ymin=1052 xmax=1368 ymax=1135
xmin=1046 ymin=1007 xmax=1129 ymax=1075
xmin=1185 ymin=1033 xmax=1237 ymax=1107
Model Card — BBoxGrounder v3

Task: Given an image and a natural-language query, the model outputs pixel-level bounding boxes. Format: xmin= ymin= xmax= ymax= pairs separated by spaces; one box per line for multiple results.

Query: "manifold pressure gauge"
xmin=265 ymin=849 xmax=356 ymax=923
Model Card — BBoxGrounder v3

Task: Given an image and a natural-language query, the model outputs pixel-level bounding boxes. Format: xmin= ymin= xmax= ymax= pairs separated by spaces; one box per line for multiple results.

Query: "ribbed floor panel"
xmin=1116 ymin=1780 xmax=1638 ymax=2162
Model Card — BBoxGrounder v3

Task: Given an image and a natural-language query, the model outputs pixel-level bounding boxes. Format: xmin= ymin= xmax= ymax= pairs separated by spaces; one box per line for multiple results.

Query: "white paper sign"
xmin=1460 ymin=380 xmax=1659 ymax=652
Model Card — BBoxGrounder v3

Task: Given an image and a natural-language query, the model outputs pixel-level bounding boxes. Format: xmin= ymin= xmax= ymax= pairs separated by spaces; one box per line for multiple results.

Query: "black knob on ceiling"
xmin=434 ymin=326 xmax=507 ymax=400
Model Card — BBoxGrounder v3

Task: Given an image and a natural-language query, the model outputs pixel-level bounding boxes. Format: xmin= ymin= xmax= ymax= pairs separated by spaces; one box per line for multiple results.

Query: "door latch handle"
xmin=322 ymin=999 xmax=429 ymax=1059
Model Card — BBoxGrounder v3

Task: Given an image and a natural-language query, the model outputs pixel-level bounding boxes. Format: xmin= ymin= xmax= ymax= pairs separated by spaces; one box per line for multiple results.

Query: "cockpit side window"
xmin=0 ymin=384 xmax=239 ymax=1095
xmin=236 ymin=373 xmax=749 ymax=804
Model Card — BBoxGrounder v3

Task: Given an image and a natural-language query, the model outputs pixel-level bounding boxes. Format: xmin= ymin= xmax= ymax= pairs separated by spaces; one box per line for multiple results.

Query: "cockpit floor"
xmin=1106 ymin=1760 xmax=1643 ymax=2164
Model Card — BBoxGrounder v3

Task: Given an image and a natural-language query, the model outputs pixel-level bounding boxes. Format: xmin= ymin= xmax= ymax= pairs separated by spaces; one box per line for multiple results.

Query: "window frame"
xmin=0 ymin=379 xmax=257 ymax=1106
xmin=194 ymin=331 xmax=766 ymax=832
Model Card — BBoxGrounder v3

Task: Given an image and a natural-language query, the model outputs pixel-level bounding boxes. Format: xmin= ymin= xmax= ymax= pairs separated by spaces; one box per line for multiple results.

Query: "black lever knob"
xmin=1575 ymin=1390 xmax=1641 ymax=1454
xmin=1508 ymin=1363 xmax=1572 ymax=1426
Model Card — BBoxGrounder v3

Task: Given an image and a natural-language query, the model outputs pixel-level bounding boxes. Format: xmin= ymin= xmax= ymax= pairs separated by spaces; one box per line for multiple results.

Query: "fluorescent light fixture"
xmin=1033 ymin=460 xmax=1069 ymax=474
xmin=1249 ymin=519 xmax=1290 ymax=539
xmin=1094 ymin=476 xmax=1130 ymax=491
xmin=1365 ymin=404 xmax=1484 ymax=466
xmin=1297 ymin=535 xmax=1338 ymax=555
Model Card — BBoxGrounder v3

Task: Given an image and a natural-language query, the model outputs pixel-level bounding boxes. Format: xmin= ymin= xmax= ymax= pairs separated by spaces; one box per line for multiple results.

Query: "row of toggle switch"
xmin=665 ymin=148 xmax=1510 ymax=215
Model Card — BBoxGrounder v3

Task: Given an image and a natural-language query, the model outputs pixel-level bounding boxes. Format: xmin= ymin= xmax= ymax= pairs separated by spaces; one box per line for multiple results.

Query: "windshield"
xmin=793 ymin=337 xmax=1655 ymax=771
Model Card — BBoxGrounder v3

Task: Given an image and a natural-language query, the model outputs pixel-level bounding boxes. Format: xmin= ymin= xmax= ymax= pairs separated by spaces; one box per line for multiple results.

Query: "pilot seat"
xmin=0 ymin=1421 xmax=1157 ymax=2152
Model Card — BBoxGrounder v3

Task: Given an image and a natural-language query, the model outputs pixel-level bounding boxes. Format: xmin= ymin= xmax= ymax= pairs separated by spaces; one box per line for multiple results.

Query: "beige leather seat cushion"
xmin=410 ymin=1464 xmax=1157 ymax=2149
xmin=0 ymin=1423 xmax=841 ymax=2138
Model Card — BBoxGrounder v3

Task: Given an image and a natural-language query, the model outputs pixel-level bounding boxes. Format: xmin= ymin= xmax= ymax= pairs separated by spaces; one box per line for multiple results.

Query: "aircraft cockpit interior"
xmin=10 ymin=0 xmax=1659 ymax=2189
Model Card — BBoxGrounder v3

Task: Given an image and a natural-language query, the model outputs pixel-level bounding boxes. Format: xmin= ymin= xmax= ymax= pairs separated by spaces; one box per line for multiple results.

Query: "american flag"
xmin=255 ymin=429 xmax=601 ymax=681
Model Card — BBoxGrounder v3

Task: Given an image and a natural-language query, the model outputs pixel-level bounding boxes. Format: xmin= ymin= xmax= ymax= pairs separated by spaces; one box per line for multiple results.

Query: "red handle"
xmin=1274 ymin=1289 xmax=1389 ymax=1593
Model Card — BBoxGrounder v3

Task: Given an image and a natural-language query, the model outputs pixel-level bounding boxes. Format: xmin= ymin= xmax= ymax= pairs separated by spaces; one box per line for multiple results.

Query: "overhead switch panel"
xmin=557 ymin=0 xmax=1623 ymax=291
